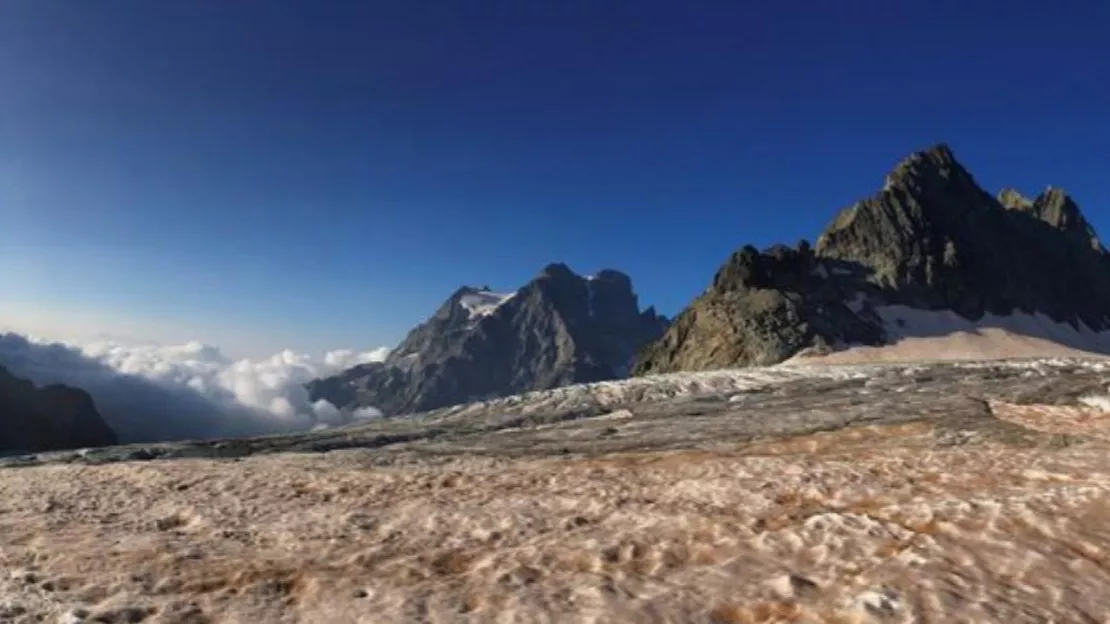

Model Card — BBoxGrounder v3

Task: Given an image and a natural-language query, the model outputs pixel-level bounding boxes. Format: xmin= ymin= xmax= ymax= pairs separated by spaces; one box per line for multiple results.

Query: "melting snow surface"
xmin=431 ymin=357 xmax=1110 ymax=422
xmin=874 ymin=305 xmax=1110 ymax=355
xmin=432 ymin=365 xmax=878 ymax=420
xmin=458 ymin=290 xmax=515 ymax=319
xmin=791 ymin=299 xmax=1110 ymax=365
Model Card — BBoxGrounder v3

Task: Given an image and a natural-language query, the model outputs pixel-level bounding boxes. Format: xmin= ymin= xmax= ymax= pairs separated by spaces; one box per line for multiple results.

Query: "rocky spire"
xmin=998 ymin=188 xmax=1033 ymax=210
xmin=1031 ymin=187 xmax=1103 ymax=251
xmin=635 ymin=143 xmax=1110 ymax=375
xmin=1000 ymin=186 xmax=1101 ymax=251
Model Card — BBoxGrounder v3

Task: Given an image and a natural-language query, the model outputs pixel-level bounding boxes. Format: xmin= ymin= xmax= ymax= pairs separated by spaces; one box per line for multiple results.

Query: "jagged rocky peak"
xmin=887 ymin=143 xmax=995 ymax=211
xmin=587 ymin=269 xmax=640 ymax=316
xmin=1001 ymin=186 xmax=1101 ymax=251
xmin=528 ymin=262 xmax=589 ymax=302
xmin=308 ymin=262 xmax=667 ymax=416
xmin=890 ymin=142 xmax=956 ymax=170
xmin=454 ymin=285 xmax=516 ymax=320
xmin=592 ymin=268 xmax=632 ymax=286
xmin=712 ymin=241 xmax=817 ymax=294
xmin=1032 ymin=187 xmax=1102 ymax=251
xmin=998 ymin=187 xmax=1034 ymax=210
xmin=880 ymin=143 xmax=967 ymax=191
xmin=526 ymin=264 xmax=659 ymax=325
xmin=537 ymin=262 xmax=579 ymax=281
xmin=814 ymin=142 xmax=1009 ymax=295
xmin=635 ymin=142 xmax=1110 ymax=375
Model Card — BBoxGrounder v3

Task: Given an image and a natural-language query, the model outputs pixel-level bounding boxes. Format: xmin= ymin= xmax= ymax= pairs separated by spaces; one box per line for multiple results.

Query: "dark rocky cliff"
xmin=0 ymin=365 xmax=118 ymax=453
xmin=310 ymin=264 xmax=667 ymax=415
xmin=635 ymin=144 xmax=1110 ymax=374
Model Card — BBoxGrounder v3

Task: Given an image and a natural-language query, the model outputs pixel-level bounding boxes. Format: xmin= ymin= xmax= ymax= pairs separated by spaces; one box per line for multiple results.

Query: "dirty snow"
xmin=4 ymin=418 xmax=1110 ymax=622
xmin=3 ymin=359 xmax=1110 ymax=621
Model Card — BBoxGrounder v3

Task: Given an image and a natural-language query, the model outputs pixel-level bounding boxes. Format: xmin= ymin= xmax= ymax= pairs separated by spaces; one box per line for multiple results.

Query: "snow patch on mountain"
xmin=873 ymin=306 xmax=1110 ymax=355
xmin=788 ymin=304 xmax=1110 ymax=366
xmin=458 ymin=290 xmax=516 ymax=319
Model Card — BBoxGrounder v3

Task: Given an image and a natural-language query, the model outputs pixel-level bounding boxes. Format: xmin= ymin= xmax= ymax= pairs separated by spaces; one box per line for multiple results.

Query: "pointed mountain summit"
xmin=635 ymin=144 xmax=1110 ymax=374
xmin=309 ymin=265 xmax=667 ymax=416
xmin=997 ymin=187 xmax=1034 ymax=210
xmin=1024 ymin=187 xmax=1103 ymax=251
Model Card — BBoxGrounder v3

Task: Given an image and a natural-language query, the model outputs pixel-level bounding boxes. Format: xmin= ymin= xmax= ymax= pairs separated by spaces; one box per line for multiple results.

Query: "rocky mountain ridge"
xmin=0 ymin=364 xmax=117 ymax=453
xmin=635 ymin=143 xmax=1110 ymax=374
xmin=309 ymin=263 xmax=667 ymax=416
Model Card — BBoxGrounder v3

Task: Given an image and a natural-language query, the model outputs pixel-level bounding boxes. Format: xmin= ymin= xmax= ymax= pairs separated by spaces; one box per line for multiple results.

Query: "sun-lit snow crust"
xmin=8 ymin=357 xmax=1110 ymax=621
xmin=424 ymin=357 xmax=1110 ymax=422
xmin=457 ymin=290 xmax=516 ymax=319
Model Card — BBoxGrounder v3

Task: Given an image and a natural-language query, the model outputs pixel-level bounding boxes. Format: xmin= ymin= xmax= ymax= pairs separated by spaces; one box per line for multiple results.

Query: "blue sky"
xmin=1 ymin=1 xmax=1108 ymax=356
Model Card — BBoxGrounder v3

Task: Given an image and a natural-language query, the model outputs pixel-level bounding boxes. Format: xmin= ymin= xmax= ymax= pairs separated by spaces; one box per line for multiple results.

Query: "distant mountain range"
xmin=308 ymin=264 xmax=668 ymax=416
xmin=635 ymin=144 xmax=1110 ymax=373
xmin=313 ymin=142 xmax=1110 ymax=417
xmin=8 ymin=142 xmax=1110 ymax=449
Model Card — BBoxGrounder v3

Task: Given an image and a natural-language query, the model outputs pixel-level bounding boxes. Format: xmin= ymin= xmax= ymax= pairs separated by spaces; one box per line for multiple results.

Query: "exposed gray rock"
xmin=8 ymin=358 xmax=1103 ymax=468
xmin=0 ymin=365 xmax=117 ymax=453
xmin=309 ymin=264 xmax=667 ymax=416
xmin=1019 ymin=186 xmax=1103 ymax=252
xmin=635 ymin=143 xmax=1110 ymax=374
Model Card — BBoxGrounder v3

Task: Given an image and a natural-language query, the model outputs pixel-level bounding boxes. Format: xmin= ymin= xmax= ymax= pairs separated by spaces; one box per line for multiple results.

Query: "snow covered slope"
xmin=457 ymin=289 xmax=515 ymax=319
xmin=789 ymin=306 xmax=1110 ymax=365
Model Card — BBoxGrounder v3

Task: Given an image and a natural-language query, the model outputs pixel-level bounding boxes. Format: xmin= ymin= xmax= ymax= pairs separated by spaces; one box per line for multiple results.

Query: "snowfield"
xmin=4 ymin=358 xmax=1110 ymax=622
xmin=791 ymin=307 xmax=1110 ymax=365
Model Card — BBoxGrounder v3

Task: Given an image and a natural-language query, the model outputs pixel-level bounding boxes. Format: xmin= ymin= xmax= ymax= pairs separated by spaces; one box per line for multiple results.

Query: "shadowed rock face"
xmin=0 ymin=365 xmax=117 ymax=453
xmin=635 ymin=144 xmax=1110 ymax=375
xmin=1000 ymin=186 xmax=1104 ymax=252
xmin=309 ymin=264 xmax=667 ymax=416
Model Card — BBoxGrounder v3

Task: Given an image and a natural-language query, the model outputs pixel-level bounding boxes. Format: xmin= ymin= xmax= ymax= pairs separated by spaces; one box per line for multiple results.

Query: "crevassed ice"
xmin=426 ymin=357 xmax=1109 ymax=421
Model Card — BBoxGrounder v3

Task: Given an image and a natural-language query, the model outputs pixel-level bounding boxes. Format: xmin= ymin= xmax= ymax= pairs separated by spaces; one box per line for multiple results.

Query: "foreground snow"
xmin=3 ymin=423 xmax=1110 ymax=622
xmin=3 ymin=358 xmax=1110 ymax=622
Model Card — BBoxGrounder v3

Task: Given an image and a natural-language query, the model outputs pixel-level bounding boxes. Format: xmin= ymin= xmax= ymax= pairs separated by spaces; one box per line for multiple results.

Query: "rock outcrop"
xmin=0 ymin=365 xmax=118 ymax=453
xmin=309 ymin=264 xmax=667 ymax=416
xmin=635 ymin=144 xmax=1110 ymax=374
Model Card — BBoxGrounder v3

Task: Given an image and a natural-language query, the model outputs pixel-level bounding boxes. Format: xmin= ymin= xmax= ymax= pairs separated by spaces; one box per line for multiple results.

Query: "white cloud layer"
xmin=0 ymin=332 xmax=390 ymax=444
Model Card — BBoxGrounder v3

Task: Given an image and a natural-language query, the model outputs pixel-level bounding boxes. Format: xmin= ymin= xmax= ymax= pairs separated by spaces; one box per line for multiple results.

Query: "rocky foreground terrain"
xmin=4 ymin=357 xmax=1110 ymax=622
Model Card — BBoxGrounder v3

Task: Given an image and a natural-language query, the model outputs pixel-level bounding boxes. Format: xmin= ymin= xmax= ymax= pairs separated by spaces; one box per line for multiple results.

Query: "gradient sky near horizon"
xmin=2 ymin=1 xmax=1109 ymax=356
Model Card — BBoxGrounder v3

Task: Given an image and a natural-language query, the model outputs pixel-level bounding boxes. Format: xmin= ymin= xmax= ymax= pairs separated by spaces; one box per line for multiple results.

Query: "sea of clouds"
xmin=0 ymin=332 xmax=390 ymax=443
